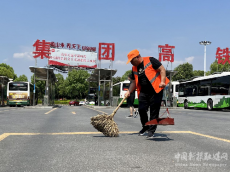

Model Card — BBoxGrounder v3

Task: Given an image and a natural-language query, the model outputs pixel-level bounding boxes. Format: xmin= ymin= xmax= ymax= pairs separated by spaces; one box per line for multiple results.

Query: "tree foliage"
xmin=0 ymin=63 xmax=17 ymax=79
xmin=206 ymin=60 xmax=230 ymax=75
xmin=121 ymin=70 xmax=132 ymax=81
xmin=113 ymin=76 xmax=121 ymax=84
xmin=65 ymin=69 xmax=90 ymax=99
xmin=14 ymin=74 xmax=28 ymax=82
xmin=193 ymin=70 xmax=204 ymax=77
xmin=0 ymin=67 xmax=14 ymax=79
xmin=55 ymin=73 xmax=65 ymax=99
xmin=172 ymin=63 xmax=194 ymax=81
xmin=31 ymin=74 xmax=46 ymax=99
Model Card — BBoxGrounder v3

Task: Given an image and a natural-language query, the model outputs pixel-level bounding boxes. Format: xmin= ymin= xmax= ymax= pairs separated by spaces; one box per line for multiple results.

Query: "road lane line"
xmin=45 ymin=108 xmax=57 ymax=114
xmin=6 ymin=131 xmax=189 ymax=136
xmin=0 ymin=131 xmax=189 ymax=141
xmin=72 ymin=112 xmax=76 ymax=114
xmin=189 ymin=131 xmax=230 ymax=143
xmin=1 ymin=131 xmax=230 ymax=144
xmin=0 ymin=133 xmax=9 ymax=141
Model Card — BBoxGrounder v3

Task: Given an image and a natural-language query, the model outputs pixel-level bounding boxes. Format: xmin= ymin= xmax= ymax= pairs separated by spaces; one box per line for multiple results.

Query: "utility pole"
xmin=199 ymin=41 xmax=211 ymax=76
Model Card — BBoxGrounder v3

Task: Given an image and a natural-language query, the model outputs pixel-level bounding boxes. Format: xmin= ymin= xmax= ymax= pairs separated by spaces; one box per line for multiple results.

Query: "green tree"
xmin=0 ymin=67 xmax=14 ymax=79
xmin=193 ymin=70 xmax=204 ymax=77
xmin=55 ymin=73 xmax=65 ymax=99
xmin=0 ymin=63 xmax=17 ymax=79
xmin=113 ymin=76 xmax=121 ymax=84
xmin=172 ymin=63 xmax=194 ymax=81
xmin=121 ymin=70 xmax=132 ymax=81
xmin=206 ymin=60 xmax=230 ymax=76
xmin=31 ymin=74 xmax=46 ymax=99
xmin=65 ymin=69 xmax=90 ymax=99
xmin=14 ymin=74 xmax=28 ymax=82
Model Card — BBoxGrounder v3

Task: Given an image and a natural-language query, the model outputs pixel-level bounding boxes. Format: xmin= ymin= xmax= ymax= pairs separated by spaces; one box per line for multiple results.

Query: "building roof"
xmin=29 ymin=66 xmax=57 ymax=83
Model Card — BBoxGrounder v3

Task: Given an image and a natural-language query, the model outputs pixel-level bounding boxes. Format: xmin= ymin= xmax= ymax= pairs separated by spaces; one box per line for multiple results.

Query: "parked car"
xmin=69 ymin=100 xmax=79 ymax=106
xmin=79 ymin=101 xmax=86 ymax=106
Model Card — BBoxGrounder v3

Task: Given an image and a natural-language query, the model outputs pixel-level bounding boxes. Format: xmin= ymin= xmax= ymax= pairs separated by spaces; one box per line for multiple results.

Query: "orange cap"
xmin=126 ymin=49 xmax=139 ymax=64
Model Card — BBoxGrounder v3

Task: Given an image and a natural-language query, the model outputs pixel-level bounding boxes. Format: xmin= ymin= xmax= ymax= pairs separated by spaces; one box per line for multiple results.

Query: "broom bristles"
xmin=90 ymin=113 xmax=119 ymax=137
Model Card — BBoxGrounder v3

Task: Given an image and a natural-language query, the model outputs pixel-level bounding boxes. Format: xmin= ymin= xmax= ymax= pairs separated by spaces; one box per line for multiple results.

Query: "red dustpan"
xmin=145 ymin=108 xmax=174 ymax=126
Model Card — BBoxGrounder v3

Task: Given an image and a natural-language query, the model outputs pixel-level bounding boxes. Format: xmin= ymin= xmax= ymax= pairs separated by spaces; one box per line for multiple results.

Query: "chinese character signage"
xmin=50 ymin=41 xmax=96 ymax=52
xmin=49 ymin=48 xmax=97 ymax=69
xmin=33 ymin=39 xmax=51 ymax=59
xmin=216 ymin=47 xmax=230 ymax=64
xmin=158 ymin=44 xmax=175 ymax=62
xmin=98 ymin=43 xmax=115 ymax=61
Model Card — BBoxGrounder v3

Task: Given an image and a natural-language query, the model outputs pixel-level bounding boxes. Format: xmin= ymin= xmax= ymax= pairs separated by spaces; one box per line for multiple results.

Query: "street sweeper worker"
xmin=125 ymin=49 xmax=169 ymax=138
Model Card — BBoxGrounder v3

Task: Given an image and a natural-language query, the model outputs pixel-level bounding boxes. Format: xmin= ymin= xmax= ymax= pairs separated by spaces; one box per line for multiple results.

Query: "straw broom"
xmin=90 ymin=97 xmax=127 ymax=137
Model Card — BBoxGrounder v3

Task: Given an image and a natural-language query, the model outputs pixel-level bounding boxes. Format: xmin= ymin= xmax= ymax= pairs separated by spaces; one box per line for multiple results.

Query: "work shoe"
xmin=134 ymin=111 xmax=139 ymax=118
xmin=138 ymin=127 xmax=148 ymax=136
xmin=146 ymin=130 xmax=155 ymax=138
xmin=126 ymin=115 xmax=133 ymax=118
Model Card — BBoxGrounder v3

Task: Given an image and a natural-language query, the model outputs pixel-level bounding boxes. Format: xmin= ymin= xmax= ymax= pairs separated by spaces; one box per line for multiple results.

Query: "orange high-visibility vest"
xmin=132 ymin=57 xmax=170 ymax=98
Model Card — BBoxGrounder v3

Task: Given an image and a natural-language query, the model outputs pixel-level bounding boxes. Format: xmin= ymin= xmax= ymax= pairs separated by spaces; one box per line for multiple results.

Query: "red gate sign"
xmin=98 ymin=43 xmax=115 ymax=61
xmin=33 ymin=39 xmax=51 ymax=59
xmin=158 ymin=44 xmax=175 ymax=62
xmin=216 ymin=47 xmax=230 ymax=64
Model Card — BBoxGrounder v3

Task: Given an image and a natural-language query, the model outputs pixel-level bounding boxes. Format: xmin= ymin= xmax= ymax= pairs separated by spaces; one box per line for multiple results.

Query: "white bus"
xmin=177 ymin=72 xmax=230 ymax=110
xmin=7 ymin=81 xmax=37 ymax=106
xmin=113 ymin=80 xmax=138 ymax=106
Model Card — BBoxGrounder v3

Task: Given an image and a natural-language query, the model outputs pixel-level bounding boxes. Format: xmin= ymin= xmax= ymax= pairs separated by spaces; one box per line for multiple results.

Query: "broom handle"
xmin=112 ymin=96 xmax=127 ymax=115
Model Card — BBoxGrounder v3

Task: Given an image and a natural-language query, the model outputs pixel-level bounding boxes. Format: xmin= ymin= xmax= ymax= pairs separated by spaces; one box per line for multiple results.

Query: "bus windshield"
xmin=122 ymin=83 xmax=130 ymax=91
xmin=9 ymin=83 xmax=28 ymax=91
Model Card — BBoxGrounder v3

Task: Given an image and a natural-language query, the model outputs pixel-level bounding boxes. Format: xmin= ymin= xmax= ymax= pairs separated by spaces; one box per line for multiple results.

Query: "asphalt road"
xmin=0 ymin=105 xmax=229 ymax=172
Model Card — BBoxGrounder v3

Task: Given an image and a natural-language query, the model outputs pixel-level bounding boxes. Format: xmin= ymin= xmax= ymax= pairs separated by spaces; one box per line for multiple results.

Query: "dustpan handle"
xmin=160 ymin=108 xmax=171 ymax=118
xmin=112 ymin=96 xmax=127 ymax=116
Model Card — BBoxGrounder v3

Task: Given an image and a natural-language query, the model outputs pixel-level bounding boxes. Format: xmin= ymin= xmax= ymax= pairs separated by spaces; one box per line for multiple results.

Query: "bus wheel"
xmin=207 ymin=99 xmax=213 ymax=111
xmin=184 ymin=101 xmax=188 ymax=109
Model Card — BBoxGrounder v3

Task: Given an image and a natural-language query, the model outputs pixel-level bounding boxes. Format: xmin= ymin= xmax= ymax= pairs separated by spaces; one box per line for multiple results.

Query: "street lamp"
xmin=199 ymin=41 xmax=211 ymax=76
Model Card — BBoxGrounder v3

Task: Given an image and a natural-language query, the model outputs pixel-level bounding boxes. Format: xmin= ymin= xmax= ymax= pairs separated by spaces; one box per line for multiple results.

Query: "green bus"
xmin=178 ymin=72 xmax=230 ymax=110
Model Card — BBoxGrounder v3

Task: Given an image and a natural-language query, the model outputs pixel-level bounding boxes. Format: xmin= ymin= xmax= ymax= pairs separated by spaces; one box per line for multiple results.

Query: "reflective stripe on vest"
xmin=143 ymin=62 xmax=151 ymax=71
xmin=150 ymin=72 xmax=160 ymax=84
xmin=143 ymin=62 xmax=160 ymax=84
xmin=132 ymin=57 xmax=170 ymax=97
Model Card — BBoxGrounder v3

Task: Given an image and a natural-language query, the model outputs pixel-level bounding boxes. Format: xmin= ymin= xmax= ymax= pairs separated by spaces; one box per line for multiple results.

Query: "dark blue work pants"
xmin=138 ymin=90 xmax=163 ymax=133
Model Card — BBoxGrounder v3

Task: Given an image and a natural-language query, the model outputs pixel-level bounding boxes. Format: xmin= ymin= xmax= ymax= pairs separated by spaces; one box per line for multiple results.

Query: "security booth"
xmin=162 ymin=70 xmax=178 ymax=107
xmin=0 ymin=76 xmax=9 ymax=106
xmin=87 ymin=68 xmax=117 ymax=106
xmin=29 ymin=67 xmax=57 ymax=106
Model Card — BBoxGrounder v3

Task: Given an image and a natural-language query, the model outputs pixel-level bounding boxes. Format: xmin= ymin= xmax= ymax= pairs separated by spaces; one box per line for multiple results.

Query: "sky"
xmin=1 ymin=0 xmax=230 ymax=82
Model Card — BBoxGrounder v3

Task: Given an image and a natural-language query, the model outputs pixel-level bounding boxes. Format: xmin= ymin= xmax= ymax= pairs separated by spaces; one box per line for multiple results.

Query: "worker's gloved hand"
xmin=125 ymin=91 xmax=130 ymax=98
xmin=159 ymin=82 xmax=166 ymax=88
